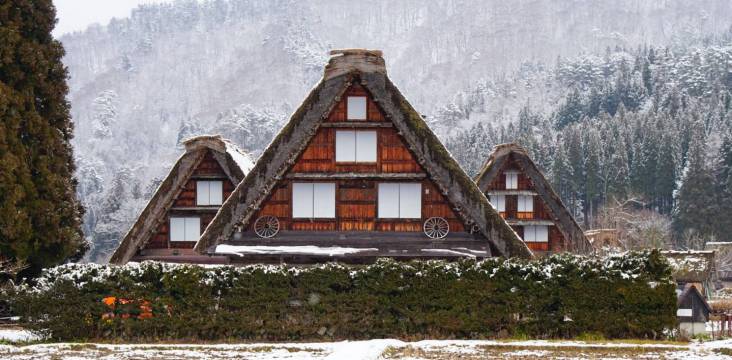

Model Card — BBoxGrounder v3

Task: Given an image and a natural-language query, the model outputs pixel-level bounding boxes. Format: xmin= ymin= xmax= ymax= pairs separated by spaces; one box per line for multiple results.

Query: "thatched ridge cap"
xmin=492 ymin=142 xmax=528 ymax=156
xmin=329 ymin=49 xmax=384 ymax=57
xmin=183 ymin=134 xmax=228 ymax=153
xmin=325 ymin=48 xmax=386 ymax=80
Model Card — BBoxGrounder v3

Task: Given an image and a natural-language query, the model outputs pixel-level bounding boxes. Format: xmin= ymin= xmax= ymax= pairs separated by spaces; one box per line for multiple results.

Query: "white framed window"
xmin=505 ymin=171 xmax=519 ymax=189
xmin=518 ymin=195 xmax=534 ymax=212
xmin=347 ymin=96 xmax=367 ymax=120
xmin=292 ymin=182 xmax=336 ymax=218
xmin=489 ymin=194 xmax=506 ymax=212
xmin=523 ymin=225 xmax=548 ymax=242
xmin=197 ymin=181 xmax=223 ymax=205
xmin=335 ymin=130 xmax=377 ymax=162
xmin=378 ymin=183 xmax=422 ymax=219
xmin=170 ymin=217 xmax=200 ymax=241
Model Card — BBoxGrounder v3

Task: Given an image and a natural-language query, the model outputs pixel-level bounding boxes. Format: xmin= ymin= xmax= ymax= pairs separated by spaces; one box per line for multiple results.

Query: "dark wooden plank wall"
xmin=250 ymin=84 xmax=465 ymax=233
xmin=500 ymin=195 xmax=552 ymax=221
xmin=485 ymin=156 xmax=532 ymax=191
xmin=513 ymin=225 xmax=563 ymax=252
xmin=146 ymin=150 xmax=236 ymax=250
xmin=485 ymin=155 xmax=567 ymax=252
xmin=326 ymin=84 xmax=385 ymax=123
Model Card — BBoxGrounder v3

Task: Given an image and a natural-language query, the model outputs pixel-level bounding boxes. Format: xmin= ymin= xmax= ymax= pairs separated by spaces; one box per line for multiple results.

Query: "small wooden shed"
xmin=677 ymin=284 xmax=712 ymax=337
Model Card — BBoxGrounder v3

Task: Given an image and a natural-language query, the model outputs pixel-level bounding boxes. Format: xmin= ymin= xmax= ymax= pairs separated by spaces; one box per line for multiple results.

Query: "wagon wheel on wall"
xmin=254 ymin=215 xmax=280 ymax=238
xmin=424 ymin=217 xmax=449 ymax=239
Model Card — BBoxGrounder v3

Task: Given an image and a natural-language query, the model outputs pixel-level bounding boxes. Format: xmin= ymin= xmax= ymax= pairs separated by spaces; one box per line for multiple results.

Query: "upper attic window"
xmin=505 ymin=171 xmax=519 ymax=189
xmin=347 ymin=96 xmax=367 ymax=120
xmin=170 ymin=217 xmax=200 ymax=242
xmin=336 ymin=130 xmax=377 ymax=162
xmin=197 ymin=181 xmax=223 ymax=206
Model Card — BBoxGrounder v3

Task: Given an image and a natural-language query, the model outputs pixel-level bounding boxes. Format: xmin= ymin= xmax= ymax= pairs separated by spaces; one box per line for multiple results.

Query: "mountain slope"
xmin=61 ymin=0 xmax=732 ymax=261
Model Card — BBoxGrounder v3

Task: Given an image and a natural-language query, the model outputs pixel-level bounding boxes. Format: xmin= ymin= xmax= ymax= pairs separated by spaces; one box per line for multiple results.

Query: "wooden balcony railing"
xmin=516 ymin=212 xmax=534 ymax=219
xmin=499 ymin=212 xmax=507 ymax=219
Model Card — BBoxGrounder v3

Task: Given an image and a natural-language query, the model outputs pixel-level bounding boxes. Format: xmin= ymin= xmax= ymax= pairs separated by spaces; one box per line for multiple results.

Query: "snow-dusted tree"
xmin=673 ymin=121 xmax=718 ymax=244
xmin=583 ymin=127 xmax=603 ymax=227
xmin=91 ymin=90 xmax=118 ymax=140
xmin=209 ymin=104 xmax=286 ymax=154
xmin=88 ymin=166 xmax=146 ymax=262
xmin=655 ymin=126 xmax=681 ymax=213
xmin=606 ymin=133 xmax=631 ymax=202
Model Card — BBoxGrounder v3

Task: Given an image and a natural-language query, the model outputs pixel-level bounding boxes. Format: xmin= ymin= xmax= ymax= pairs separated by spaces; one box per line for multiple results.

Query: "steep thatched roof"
xmin=109 ymin=135 xmax=253 ymax=265
xmin=475 ymin=143 xmax=593 ymax=254
xmin=194 ymin=50 xmax=531 ymax=258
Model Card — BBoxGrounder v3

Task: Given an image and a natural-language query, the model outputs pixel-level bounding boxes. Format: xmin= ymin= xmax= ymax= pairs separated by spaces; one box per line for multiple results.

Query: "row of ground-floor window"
xmin=168 ymin=216 xmax=552 ymax=248
xmin=169 ymin=181 xmax=425 ymax=242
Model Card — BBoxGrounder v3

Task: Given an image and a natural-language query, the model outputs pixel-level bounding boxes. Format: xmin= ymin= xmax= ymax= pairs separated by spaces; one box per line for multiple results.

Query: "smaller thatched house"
xmin=663 ymin=250 xmax=717 ymax=300
xmin=474 ymin=143 xmax=592 ymax=255
xmin=676 ymin=284 xmax=712 ymax=337
xmin=109 ymin=135 xmax=254 ymax=265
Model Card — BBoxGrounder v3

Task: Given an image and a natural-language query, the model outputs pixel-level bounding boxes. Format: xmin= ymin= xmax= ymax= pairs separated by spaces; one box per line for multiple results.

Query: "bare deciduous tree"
xmin=595 ymin=197 xmax=673 ymax=250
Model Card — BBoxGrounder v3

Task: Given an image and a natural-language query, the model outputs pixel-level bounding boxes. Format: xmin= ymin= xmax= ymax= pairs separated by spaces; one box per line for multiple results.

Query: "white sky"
xmin=53 ymin=0 xmax=172 ymax=37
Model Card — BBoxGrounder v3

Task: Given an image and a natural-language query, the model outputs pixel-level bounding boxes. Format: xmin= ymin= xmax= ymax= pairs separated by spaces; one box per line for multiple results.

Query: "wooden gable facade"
xmin=248 ymin=84 xmax=465 ymax=235
xmin=109 ymin=135 xmax=253 ymax=264
xmin=475 ymin=144 xmax=592 ymax=255
xmin=145 ymin=151 xmax=237 ymax=250
xmin=195 ymin=49 xmax=531 ymax=263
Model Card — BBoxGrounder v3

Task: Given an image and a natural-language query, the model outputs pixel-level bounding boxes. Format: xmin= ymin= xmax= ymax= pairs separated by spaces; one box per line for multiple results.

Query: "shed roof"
xmin=662 ymin=250 xmax=716 ymax=283
xmin=193 ymin=50 xmax=531 ymax=258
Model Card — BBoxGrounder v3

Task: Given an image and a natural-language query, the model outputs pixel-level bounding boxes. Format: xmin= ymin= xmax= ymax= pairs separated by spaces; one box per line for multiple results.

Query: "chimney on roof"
xmin=324 ymin=49 xmax=386 ymax=80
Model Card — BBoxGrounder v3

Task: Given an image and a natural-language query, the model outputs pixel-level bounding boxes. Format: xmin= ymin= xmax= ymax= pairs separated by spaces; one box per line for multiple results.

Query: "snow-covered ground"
xmin=1 ymin=336 xmax=731 ymax=359
xmin=0 ymin=329 xmax=39 ymax=343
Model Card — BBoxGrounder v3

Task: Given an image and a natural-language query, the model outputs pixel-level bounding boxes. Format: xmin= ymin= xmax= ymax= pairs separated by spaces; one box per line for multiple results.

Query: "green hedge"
xmin=3 ymin=250 xmax=676 ymax=341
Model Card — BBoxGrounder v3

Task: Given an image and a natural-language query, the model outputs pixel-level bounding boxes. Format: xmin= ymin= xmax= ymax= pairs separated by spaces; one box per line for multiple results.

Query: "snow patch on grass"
xmin=0 ymin=329 xmax=40 ymax=343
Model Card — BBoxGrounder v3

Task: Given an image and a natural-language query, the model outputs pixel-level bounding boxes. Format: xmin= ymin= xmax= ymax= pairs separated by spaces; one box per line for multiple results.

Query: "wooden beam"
xmin=319 ymin=122 xmax=393 ymax=128
xmin=504 ymin=219 xmax=555 ymax=226
xmin=189 ymin=174 xmax=230 ymax=180
xmin=485 ymin=190 xmax=538 ymax=196
xmin=170 ymin=206 xmax=223 ymax=212
xmin=285 ymin=172 xmax=427 ymax=180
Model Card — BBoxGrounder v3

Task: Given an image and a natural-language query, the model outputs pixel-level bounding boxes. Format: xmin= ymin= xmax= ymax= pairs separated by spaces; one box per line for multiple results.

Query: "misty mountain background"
xmin=61 ymin=0 xmax=732 ymax=262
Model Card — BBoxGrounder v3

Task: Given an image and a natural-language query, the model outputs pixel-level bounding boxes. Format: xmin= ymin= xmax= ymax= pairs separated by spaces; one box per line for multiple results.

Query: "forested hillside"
xmin=58 ymin=0 xmax=732 ymax=261
xmin=446 ymin=34 xmax=732 ymax=249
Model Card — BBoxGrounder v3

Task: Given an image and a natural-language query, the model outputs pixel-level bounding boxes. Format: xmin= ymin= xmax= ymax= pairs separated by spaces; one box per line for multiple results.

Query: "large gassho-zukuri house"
xmin=109 ymin=135 xmax=254 ymax=264
xmin=190 ymin=49 xmax=532 ymax=264
xmin=474 ymin=143 xmax=592 ymax=254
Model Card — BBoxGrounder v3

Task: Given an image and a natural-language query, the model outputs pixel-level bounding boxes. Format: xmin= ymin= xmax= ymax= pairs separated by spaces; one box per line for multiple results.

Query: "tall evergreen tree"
xmin=714 ymin=129 xmax=732 ymax=237
xmin=607 ymin=134 xmax=630 ymax=201
xmin=673 ymin=122 xmax=718 ymax=243
xmin=583 ymin=128 xmax=602 ymax=227
xmin=554 ymin=88 xmax=584 ymax=128
xmin=551 ymin=138 xmax=573 ymax=206
xmin=655 ymin=127 xmax=680 ymax=213
xmin=0 ymin=1 xmax=86 ymax=275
